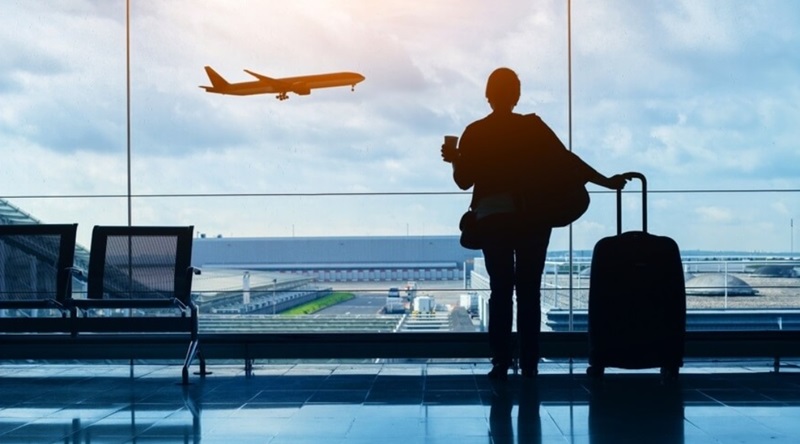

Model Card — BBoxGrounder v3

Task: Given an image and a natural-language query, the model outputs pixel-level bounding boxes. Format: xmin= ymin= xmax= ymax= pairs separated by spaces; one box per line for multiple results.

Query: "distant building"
xmin=192 ymin=235 xmax=478 ymax=282
xmin=685 ymin=274 xmax=758 ymax=296
xmin=751 ymin=265 xmax=798 ymax=278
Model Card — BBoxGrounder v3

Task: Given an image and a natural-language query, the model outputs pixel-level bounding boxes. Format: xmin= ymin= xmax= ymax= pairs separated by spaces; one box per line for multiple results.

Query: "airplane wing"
xmin=244 ymin=70 xmax=291 ymax=89
xmin=245 ymin=69 xmax=312 ymax=96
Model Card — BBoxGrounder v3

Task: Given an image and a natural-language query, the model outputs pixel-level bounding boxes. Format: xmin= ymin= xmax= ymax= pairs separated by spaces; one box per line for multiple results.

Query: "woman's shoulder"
xmin=466 ymin=113 xmax=494 ymax=128
xmin=461 ymin=114 xmax=494 ymax=139
xmin=468 ymin=111 xmax=530 ymax=128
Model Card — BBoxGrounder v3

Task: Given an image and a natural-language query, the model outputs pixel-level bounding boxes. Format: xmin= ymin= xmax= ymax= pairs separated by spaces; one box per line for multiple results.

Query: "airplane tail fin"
xmin=204 ymin=66 xmax=230 ymax=88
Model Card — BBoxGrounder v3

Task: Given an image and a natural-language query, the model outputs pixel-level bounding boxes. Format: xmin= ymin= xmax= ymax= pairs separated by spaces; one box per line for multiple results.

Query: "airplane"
xmin=200 ymin=66 xmax=365 ymax=100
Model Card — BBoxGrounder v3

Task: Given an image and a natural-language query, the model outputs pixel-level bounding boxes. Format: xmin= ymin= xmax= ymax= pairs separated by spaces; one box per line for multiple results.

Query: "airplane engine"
xmin=291 ymin=84 xmax=311 ymax=95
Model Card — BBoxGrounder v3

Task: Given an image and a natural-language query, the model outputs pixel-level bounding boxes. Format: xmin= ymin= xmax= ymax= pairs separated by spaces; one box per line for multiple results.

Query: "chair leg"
xmin=195 ymin=349 xmax=211 ymax=377
xmin=182 ymin=339 xmax=200 ymax=385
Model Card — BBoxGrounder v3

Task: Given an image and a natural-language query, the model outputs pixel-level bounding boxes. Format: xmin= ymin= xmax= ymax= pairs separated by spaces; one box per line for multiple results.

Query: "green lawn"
xmin=281 ymin=292 xmax=356 ymax=315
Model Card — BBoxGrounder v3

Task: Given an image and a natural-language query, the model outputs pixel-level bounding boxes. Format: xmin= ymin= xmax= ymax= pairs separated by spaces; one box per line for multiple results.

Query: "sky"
xmin=1 ymin=0 xmax=799 ymax=253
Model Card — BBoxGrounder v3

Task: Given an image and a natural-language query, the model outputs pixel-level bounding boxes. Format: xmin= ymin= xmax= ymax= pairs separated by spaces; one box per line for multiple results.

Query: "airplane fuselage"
xmin=201 ymin=70 xmax=365 ymax=98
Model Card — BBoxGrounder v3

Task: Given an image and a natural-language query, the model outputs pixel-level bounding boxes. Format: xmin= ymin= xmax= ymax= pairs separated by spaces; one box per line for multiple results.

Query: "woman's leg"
xmin=481 ymin=215 xmax=517 ymax=371
xmin=514 ymin=226 xmax=552 ymax=374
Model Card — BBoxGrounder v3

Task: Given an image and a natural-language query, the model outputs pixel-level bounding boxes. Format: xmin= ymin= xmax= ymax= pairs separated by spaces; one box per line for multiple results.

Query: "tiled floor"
xmin=0 ymin=360 xmax=798 ymax=443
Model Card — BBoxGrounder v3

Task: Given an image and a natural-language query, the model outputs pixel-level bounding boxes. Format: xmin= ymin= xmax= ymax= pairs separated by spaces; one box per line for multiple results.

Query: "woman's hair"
xmin=485 ymin=67 xmax=520 ymax=108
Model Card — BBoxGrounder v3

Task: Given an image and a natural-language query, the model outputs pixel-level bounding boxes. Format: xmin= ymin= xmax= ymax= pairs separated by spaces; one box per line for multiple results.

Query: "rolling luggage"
xmin=587 ymin=172 xmax=685 ymax=377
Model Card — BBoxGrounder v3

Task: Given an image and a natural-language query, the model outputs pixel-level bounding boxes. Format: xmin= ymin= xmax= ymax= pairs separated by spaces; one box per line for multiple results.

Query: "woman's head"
xmin=485 ymin=67 xmax=520 ymax=111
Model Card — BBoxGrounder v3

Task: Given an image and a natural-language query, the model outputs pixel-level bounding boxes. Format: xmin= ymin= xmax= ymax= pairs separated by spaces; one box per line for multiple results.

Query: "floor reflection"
xmin=0 ymin=373 xmax=202 ymax=443
xmin=0 ymin=362 xmax=797 ymax=443
xmin=489 ymin=379 xmax=541 ymax=444
xmin=588 ymin=377 xmax=684 ymax=444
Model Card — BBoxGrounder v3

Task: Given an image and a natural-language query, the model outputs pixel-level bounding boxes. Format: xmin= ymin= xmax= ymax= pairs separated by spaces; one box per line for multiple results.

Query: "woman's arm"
xmin=442 ymin=128 xmax=476 ymax=191
xmin=584 ymin=165 xmax=631 ymax=190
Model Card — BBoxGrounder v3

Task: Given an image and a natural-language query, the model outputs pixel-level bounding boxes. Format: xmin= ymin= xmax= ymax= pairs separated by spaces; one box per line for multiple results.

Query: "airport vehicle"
xmin=200 ymin=66 xmax=365 ymax=100
xmin=459 ymin=293 xmax=479 ymax=317
xmin=385 ymin=287 xmax=405 ymax=314
xmin=413 ymin=296 xmax=435 ymax=314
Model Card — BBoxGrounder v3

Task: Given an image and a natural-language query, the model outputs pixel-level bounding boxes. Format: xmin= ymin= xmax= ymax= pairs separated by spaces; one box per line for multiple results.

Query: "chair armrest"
xmin=60 ymin=266 xmax=82 ymax=308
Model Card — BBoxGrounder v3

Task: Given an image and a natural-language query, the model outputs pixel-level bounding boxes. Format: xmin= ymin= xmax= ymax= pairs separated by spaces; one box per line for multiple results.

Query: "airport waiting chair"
xmin=0 ymin=223 xmax=77 ymax=333
xmin=69 ymin=225 xmax=203 ymax=384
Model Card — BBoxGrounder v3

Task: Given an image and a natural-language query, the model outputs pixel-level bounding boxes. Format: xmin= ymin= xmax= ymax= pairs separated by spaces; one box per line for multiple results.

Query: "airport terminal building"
xmin=192 ymin=235 xmax=479 ymax=282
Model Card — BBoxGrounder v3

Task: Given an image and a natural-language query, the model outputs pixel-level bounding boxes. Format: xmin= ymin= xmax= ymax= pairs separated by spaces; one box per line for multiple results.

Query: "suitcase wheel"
xmin=586 ymin=365 xmax=605 ymax=378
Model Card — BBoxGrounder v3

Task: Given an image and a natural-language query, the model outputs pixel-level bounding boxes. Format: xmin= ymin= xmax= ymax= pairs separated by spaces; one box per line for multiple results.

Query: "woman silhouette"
xmin=442 ymin=67 xmax=628 ymax=380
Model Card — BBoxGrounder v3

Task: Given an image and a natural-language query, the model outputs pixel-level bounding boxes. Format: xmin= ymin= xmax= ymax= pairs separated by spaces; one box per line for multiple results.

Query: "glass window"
xmin=1 ymin=1 xmax=798 ymax=339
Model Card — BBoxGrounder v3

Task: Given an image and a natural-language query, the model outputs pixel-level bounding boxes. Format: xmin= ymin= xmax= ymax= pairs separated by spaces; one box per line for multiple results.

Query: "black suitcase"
xmin=587 ymin=172 xmax=685 ymax=377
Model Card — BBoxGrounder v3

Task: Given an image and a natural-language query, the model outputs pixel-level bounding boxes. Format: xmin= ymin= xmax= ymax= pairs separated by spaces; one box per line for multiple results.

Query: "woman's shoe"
xmin=487 ymin=364 xmax=509 ymax=381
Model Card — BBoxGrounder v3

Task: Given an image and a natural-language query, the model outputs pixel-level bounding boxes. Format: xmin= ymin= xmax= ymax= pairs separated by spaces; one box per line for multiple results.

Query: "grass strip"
xmin=281 ymin=292 xmax=356 ymax=315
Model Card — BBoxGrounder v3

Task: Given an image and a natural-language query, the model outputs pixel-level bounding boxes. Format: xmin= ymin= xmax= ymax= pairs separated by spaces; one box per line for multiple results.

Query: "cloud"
xmin=0 ymin=2 xmax=127 ymax=153
xmin=695 ymin=206 xmax=734 ymax=224
xmin=0 ymin=52 xmax=66 ymax=93
xmin=600 ymin=124 xmax=634 ymax=158
xmin=771 ymin=201 xmax=790 ymax=216
xmin=658 ymin=1 xmax=744 ymax=53
xmin=1 ymin=0 xmax=800 ymax=252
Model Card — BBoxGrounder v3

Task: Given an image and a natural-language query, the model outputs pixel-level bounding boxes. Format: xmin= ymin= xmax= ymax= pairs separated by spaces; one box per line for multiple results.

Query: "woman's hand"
xmin=441 ymin=143 xmax=459 ymax=163
xmin=606 ymin=174 xmax=631 ymax=190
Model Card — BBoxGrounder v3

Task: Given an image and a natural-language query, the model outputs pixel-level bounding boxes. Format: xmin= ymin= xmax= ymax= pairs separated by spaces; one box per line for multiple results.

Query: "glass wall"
xmin=1 ymin=1 xmax=798 ymax=335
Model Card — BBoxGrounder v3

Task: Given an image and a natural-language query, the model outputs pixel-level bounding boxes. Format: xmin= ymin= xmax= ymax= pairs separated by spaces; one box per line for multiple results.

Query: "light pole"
xmin=272 ymin=278 xmax=277 ymax=315
xmin=243 ymin=271 xmax=251 ymax=305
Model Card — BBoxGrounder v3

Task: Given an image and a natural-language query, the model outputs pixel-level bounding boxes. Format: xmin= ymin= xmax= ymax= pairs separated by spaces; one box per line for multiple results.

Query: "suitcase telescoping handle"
xmin=616 ymin=172 xmax=647 ymax=235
